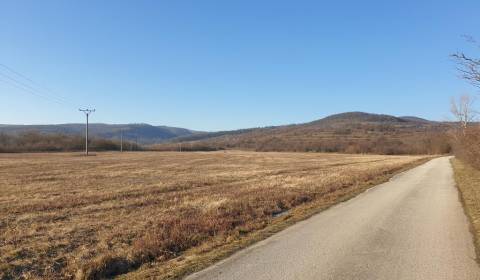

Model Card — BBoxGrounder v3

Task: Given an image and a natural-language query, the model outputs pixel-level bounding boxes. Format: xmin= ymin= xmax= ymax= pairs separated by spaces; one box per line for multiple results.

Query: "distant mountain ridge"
xmin=167 ymin=112 xmax=442 ymax=143
xmin=398 ymin=116 xmax=434 ymax=123
xmin=0 ymin=112 xmax=448 ymax=154
xmin=0 ymin=123 xmax=200 ymax=144
xmin=155 ymin=112 xmax=450 ymax=155
xmin=312 ymin=112 xmax=409 ymax=124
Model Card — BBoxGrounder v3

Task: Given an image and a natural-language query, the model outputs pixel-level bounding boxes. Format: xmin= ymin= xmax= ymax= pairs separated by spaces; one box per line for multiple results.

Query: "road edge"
xmin=451 ymin=158 xmax=480 ymax=266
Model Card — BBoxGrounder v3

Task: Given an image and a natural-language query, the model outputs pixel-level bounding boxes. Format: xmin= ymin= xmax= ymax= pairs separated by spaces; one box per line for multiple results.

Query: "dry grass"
xmin=0 ymin=151 xmax=428 ymax=279
xmin=451 ymin=158 xmax=480 ymax=261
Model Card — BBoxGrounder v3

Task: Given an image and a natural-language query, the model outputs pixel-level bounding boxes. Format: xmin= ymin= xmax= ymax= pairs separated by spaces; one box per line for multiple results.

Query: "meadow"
xmin=0 ymin=151 xmax=428 ymax=279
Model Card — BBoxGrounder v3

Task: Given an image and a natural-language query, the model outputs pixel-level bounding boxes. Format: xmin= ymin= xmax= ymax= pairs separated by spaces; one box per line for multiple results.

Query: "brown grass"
xmin=451 ymin=126 xmax=480 ymax=170
xmin=0 ymin=151 xmax=429 ymax=279
xmin=451 ymin=158 xmax=480 ymax=261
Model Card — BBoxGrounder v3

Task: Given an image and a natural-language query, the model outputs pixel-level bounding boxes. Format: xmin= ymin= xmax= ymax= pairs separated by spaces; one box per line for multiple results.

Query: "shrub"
xmin=0 ymin=132 xmax=136 ymax=153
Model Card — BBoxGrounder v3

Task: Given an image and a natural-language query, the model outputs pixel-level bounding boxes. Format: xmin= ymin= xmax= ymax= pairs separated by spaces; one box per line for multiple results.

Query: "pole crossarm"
xmin=79 ymin=108 xmax=96 ymax=115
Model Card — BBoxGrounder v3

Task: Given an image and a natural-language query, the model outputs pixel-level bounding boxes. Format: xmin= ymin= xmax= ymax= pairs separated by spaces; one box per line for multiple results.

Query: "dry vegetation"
xmin=451 ymin=38 xmax=480 ymax=169
xmin=450 ymin=126 xmax=480 ymax=169
xmin=154 ymin=113 xmax=451 ymax=155
xmin=451 ymin=159 xmax=480 ymax=259
xmin=0 ymin=151 xmax=429 ymax=279
xmin=0 ymin=132 xmax=138 ymax=153
xmin=449 ymin=94 xmax=480 ymax=170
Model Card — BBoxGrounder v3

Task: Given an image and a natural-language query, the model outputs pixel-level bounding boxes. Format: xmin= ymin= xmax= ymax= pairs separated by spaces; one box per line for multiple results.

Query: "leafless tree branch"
xmin=452 ymin=38 xmax=480 ymax=88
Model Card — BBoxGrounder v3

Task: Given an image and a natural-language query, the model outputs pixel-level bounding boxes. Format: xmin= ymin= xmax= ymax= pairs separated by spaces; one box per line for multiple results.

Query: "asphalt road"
xmin=186 ymin=157 xmax=480 ymax=280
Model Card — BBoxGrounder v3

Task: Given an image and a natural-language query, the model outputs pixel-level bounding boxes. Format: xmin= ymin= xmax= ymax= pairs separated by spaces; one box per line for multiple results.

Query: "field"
xmin=0 ymin=151 xmax=428 ymax=279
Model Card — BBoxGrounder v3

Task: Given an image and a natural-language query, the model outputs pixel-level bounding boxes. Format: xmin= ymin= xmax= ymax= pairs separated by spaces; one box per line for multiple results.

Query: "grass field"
xmin=0 ymin=151 xmax=429 ymax=279
xmin=451 ymin=159 xmax=480 ymax=262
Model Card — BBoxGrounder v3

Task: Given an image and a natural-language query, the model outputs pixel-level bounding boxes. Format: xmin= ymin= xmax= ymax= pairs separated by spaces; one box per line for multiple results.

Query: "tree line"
xmin=0 ymin=131 xmax=140 ymax=153
xmin=152 ymin=130 xmax=451 ymax=155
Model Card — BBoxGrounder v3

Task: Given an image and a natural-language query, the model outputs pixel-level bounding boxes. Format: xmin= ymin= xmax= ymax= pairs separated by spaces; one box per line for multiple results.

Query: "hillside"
xmin=0 ymin=123 xmax=199 ymax=144
xmin=156 ymin=112 xmax=451 ymax=154
xmin=0 ymin=112 xmax=452 ymax=154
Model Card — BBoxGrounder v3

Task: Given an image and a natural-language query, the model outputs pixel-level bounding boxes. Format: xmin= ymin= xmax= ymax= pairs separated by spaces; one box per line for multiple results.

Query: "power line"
xmin=0 ymin=63 xmax=79 ymax=108
xmin=0 ymin=63 xmax=72 ymax=104
xmin=0 ymin=63 xmax=74 ymax=105
xmin=0 ymin=74 xmax=67 ymax=107
xmin=0 ymin=70 xmax=73 ymax=107
xmin=1 ymin=63 xmax=100 ymax=157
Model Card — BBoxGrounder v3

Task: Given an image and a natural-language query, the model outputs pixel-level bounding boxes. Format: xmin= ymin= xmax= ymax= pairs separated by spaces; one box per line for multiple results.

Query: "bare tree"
xmin=449 ymin=94 xmax=480 ymax=168
xmin=451 ymin=94 xmax=477 ymax=134
xmin=452 ymin=36 xmax=480 ymax=88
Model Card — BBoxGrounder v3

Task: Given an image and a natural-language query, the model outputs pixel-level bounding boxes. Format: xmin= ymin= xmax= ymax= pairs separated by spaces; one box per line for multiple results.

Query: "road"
xmin=186 ymin=157 xmax=480 ymax=280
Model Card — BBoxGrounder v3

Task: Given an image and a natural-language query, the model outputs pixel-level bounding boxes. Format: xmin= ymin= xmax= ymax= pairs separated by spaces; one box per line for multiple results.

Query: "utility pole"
xmin=120 ymin=129 xmax=123 ymax=152
xmin=79 ymin=109 xmax=95 ymax=156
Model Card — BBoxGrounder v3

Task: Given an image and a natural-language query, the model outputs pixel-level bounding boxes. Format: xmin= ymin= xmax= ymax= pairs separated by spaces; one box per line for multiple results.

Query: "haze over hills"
xmin=0 ymin=123 xmax=199 ymax=144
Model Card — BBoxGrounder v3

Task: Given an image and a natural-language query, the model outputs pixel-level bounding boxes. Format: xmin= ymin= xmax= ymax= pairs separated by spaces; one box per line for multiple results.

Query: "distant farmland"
xmin=0 ymin=151 xmax=429 ymax=279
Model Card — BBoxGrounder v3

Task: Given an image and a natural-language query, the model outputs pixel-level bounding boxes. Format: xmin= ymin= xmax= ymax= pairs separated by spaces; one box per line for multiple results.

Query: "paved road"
xmin=186 ymin=157 xmax=480 ymax=280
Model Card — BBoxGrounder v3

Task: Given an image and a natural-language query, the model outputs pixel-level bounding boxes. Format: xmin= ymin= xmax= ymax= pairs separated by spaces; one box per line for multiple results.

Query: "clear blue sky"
xmin=0 ymin=0 xmax=479 ymax=131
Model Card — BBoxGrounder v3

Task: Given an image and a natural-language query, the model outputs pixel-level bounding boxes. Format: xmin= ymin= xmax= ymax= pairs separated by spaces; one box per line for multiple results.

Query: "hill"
xmin=155 ymin=112 xmax=451 ymax=154
xmin=0 ymin=112 xmax=452 ymax=155
xmin=311 ymin=112 xmax=408 ymax=124
xmin=0 ymin=123 xmax=199 ymax=144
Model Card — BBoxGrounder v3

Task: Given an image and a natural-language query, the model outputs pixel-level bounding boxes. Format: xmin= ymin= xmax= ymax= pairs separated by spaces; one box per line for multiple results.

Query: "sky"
xmin=0 ymin=0 xmax=479 ymax=131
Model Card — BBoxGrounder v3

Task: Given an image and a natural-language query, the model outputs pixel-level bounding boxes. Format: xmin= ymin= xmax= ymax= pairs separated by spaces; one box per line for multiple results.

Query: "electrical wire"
xmin=0 ymin=63 xmax=79 ymax=109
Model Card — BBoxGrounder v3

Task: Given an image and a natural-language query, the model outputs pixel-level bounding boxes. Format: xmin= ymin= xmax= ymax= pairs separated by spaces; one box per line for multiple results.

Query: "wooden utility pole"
xmin=79 ymin=109 xmax=95 ymax=156
xmin=120 ymin=129 xmax=123 ymax=152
